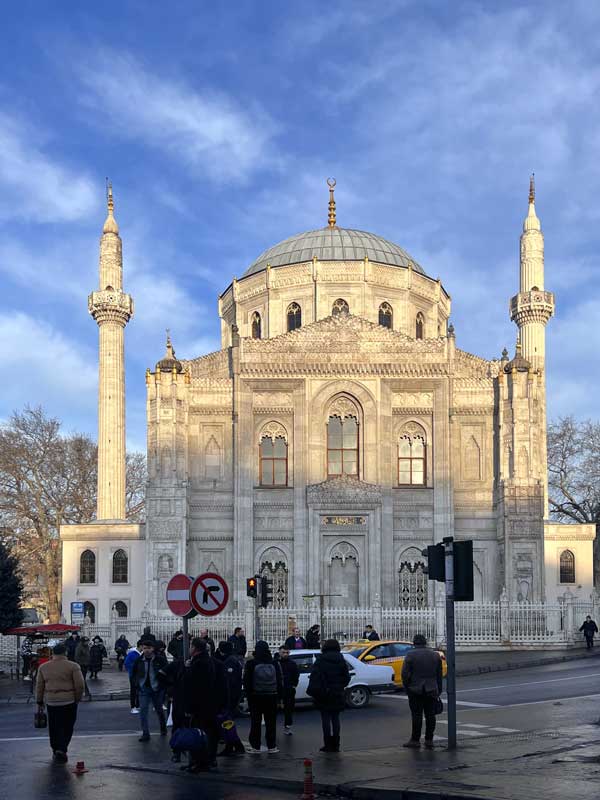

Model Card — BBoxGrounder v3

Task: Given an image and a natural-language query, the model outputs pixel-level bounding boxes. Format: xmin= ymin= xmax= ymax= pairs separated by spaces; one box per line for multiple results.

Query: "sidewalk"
xmin=114 ymin=723 xmax=600 ymax=799
xmin=1 ymin=648 xmax=599 ymax=703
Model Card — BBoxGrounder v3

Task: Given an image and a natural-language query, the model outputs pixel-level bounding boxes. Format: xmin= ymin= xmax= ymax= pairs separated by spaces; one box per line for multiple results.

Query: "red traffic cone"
xmin=72 ymin=761 xmax=88 ymax=775
xmin=301 ymin=758 xmax=315 ymax=800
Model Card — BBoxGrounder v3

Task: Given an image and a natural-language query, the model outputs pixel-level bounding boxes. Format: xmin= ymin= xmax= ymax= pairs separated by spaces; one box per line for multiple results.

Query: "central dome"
xmin=243 ymin=227 xmax=425 ymax=278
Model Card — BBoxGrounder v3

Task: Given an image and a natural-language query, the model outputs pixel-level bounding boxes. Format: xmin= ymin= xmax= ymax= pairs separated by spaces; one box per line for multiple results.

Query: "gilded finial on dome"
xmin=529 ymin=173 xmax=535 ymax=205
xmin=156 ymin=328 xmax=182 ymax=373
xmin=327 ymin=178 xmax=337 ymax=228
xmin=103 ymin=178 xmax=119 ymax=235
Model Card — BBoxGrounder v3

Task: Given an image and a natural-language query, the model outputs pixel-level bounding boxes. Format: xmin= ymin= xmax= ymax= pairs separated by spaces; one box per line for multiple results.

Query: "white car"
xmin=285 ymin=649 xmax=395 ymax=708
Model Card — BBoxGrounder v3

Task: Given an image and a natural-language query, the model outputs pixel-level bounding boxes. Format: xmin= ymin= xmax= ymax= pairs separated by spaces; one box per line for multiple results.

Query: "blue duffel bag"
xmin=169 ymin=727 xmax=208 ymax=754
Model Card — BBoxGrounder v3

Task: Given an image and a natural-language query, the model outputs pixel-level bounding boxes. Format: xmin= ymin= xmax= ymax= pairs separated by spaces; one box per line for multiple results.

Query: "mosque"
xmin=60 ymin=179 xmax=595 ymax=624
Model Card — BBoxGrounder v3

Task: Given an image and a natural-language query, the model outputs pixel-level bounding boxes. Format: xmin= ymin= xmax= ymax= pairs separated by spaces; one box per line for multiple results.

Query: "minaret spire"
xmin=327 ymin=177 xmax=337 ymax=227
xmin=88 ymin=182 xmax=134 ymax=520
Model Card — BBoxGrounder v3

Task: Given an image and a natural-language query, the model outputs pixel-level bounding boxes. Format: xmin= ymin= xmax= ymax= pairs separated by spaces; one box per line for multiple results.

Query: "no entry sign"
xmin=166 ymin=574 xmax=196 ymax=618
xmin=190 ymin=572 xmax=229 ymax=617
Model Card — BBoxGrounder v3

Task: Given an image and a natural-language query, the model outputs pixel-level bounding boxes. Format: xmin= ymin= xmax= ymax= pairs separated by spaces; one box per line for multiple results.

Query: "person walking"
xmin=243 ymin=640 xmax=283 ymax=754
xmin=580 ymin=615 xmax=599 ymax=649
xmin=362 ymin=625 xmax=380 ymax=641
xmin=307 ymin=639 xmax=351 ymax=753
xmin=89 ymin=636 xmax=107 ymax=679
xmin=275 ymin=646 xmax=300 ymax=735
xmin=124 ymin=640 xmax=142 ymax=715
xmin=114 ymin=634 xmax=130 ymax=671
xmin=167 ymin=630 xmax=185 ymax=661
xmin=64 ymin=632 xmax=80 ymax=662
xmin=183 ymin=638 xmax=228 ymax=770
xmin=133 ymin=640 xmax=168 ymax=741
xmin=21 ymin=636 xmax=34 ymax=680
xmin=74 ymin=637 xmax=91 ymax=698
xmin=35 ymin=643 xmax=85 ymax=763
xmin=401 ymin=634 xmax=443 ymax=750
xmin=141 ymin=626 xmax=156 ymax=643
xmin=283 ymin=627 xmax=307 ymax=650
xmin=199 ymin=628 xmax=216 ymax=656
xmin=228 ymin=627 xmax=247 ymax=660
xmin=216 ymin=641 xmax=245 ymax=756
xmin=306 ymin=625 xmax=321 ymax=649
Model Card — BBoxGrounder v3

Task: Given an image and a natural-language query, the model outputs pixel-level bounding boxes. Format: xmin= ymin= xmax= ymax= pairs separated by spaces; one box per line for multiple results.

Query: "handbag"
xmin=34 ymin=708 xmax=47 ymax=729
xmin=433 ymin=697 xmax=444 ymax=715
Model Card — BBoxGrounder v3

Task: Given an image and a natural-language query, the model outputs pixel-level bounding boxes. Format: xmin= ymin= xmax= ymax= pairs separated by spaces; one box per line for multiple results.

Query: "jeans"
xmin=47 ymin=703 xmax=78 ymax=753
xmin=129 ymin=677 xmax=139 ymax=709
xmin=138 ymin=688 xmax=166 ymax=735
xmin=249 ymin=695 xmax=278 ymax=750
xmin=282 ymin=688 xmax=296 ymax=727
xmin=407 ymin=691 xmax=437 ymax=741
xmin=320 ymin=710 xmax=340 ymax=739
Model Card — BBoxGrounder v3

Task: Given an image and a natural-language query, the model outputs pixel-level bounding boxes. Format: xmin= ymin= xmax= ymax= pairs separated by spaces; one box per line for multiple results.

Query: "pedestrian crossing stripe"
xmin=436 ymin=721 xmax=520 ymax=735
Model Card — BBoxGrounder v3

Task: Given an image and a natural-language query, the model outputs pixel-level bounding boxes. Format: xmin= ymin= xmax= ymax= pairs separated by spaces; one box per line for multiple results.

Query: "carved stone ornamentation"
xmin=259 ymin=420 xmax=288 ymax=443
xmin=307 ymin=475 xmax=382 ymax=508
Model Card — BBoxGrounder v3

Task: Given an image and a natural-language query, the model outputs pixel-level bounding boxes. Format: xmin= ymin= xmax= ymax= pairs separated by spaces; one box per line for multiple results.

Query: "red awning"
xmin=2 ymin=623 xmax=81 ymax=636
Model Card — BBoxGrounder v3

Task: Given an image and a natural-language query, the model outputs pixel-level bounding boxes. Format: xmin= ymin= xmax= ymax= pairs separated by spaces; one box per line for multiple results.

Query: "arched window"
xmin=205 ymin=436 xmax=221 ymax=480
xmin=559 ymin=550 xmax=575 ymax=584
xmin=113 ymin=601 xmax=128 ymax=618
xmin=80 ymin=550 xmax=96 ymax=584
xmin=327 ymin=399 xmax=359 ymax=477
xmin=398 ymin=424 xmax=427 ymax=485
xmin=112 ymin=549 xmax=128 ymax=584
xmin=259 ymin=424 xmax=288 ymax=486
xmin=398 ymin=550 xmax=428 ymax=608
xmin=287 ymin=302 xmax=302 ymax=332
xmin=260 ymin=549 xmax=289 ymax=607
xmin=83 ymin=601 xmax=95 ymax=623
xmin=415 ymin=312 xmax=424 ymax=340
xmin=379 ymin=302 xmax=393 ymax=329
xmin=251 ymin=311 xmax=262 ymax=339
xmin=332 ymin=298 xmax=349 ymax=316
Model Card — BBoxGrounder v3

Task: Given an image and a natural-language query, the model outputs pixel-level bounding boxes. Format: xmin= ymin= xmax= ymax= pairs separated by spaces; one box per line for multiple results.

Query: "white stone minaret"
xmin=509 ymin=175 xmax=555 ymax=372
xmin=88 ymin=184 xmax=134 ymax=520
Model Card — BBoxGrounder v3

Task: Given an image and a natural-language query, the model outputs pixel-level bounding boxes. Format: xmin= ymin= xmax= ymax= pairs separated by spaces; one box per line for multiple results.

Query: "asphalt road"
xmin=2 ymin=658 xmax=600 ymax=798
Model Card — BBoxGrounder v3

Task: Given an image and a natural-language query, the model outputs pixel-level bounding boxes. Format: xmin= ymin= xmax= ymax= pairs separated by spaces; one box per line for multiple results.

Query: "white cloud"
xmin=77 ymin=51 xmax=278 ymax=182
xmin=0 ymin=112 xmax=97 ymax=223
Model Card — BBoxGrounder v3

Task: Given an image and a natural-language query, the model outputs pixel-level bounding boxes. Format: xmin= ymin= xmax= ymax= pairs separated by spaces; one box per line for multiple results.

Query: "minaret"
xmin=509 ymin=175 xmax=555 ymax=371
xmin=88 ymin=184 xmax=134 ymax=520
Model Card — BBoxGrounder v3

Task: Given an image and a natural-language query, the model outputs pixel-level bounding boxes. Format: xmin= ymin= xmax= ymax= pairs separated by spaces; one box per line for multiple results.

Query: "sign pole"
xmin=182 ymin=615 xmax=189 ymax=662
xmin=443 ymin=535 xmax=457 ymax=750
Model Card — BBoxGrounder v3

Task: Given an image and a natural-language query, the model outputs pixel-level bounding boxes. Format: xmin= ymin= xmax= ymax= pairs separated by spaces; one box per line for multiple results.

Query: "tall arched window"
xmin=112 ymin=549 xmax=128 ymax=584
xmin=327 ymin=399 xmax=359 ymax=477
xmin=259 ymin=423 xmax=288 ymax=486
xmin=332 ymin=298 xmax=349 ymax=316
xmin=559 ymin=550 xmax=575 ymax=583
xmin=251 ymin=311 xmax=262 ymax=339
xmin=260 ymin=549 xmax=289 ymax=607
xmin=113 ymin=601 xmax=128 ymax=618
xmin=287 ymin=302 xmax=302 ymax=332
xmin=415 ymin=312 xmax=424 ymax=340
xmin=83 ymin=601 xmax=95 ymax=623
xmin=398 ymin=424 xmax=427 ymax=485
xmin=80 ymin=550 xmax=96 ymax=584
xmin=398 ymin=549 xmax=428 ymax=608
xmin=379 ymin=302 xmax=393 ymax=329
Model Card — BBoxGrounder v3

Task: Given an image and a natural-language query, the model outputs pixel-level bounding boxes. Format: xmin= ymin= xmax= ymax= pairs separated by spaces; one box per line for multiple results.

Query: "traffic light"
xmin=246 ymin=576 xmax=258 ymax=598
xmin=422 ymin=544 xmax=445 ymax=582
xmin=260 ymin=577 xmax=273 ymax=608
xmin=453 ymin=540 xmax=474 ymax=601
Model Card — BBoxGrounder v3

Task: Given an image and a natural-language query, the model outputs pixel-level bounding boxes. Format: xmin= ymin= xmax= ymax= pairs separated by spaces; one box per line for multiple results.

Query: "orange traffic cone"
xmin=301 ymin=758 xmax=315 ymax=800
xmin=72 ymin=761 xmax=88 ymax=775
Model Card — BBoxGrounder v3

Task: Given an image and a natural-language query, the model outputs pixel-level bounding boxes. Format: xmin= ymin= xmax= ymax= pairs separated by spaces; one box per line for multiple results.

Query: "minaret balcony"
xmin=88 ymin=289 xmax=134 ymax=326
xmin=509 ymin=290 xmax=555 ymax=325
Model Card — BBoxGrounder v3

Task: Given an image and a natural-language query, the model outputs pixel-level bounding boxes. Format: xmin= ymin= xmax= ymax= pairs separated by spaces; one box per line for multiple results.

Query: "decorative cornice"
xmin=393 ymin=407 xmax=433 ymax=416
xmin=254 ymin=407 xmax=294 ymax=415
xmin=88 ymin=290 xmax=133 ymax=326
xmin=307 ymin=475 xmax=382 ymax=508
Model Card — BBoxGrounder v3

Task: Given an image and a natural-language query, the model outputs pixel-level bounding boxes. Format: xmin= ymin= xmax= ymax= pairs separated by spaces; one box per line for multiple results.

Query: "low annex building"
xmin=60 ymin=179 xmax=594 ymax=624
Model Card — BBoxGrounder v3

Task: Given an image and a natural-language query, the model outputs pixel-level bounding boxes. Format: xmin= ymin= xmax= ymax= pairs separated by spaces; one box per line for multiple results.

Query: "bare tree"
xmin=547 ymin=416 xmax=600 ymax=582
xmin=0 ymin=406 xmax=146 ymax=621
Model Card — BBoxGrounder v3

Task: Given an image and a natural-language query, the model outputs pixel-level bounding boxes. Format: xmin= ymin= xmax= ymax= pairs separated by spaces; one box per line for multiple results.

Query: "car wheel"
xmin=346 ymin=686 xmax=370 ymax=708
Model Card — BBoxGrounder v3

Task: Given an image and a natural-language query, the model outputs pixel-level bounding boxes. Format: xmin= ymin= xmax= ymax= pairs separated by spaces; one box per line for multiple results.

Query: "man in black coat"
xmin=183 ymin=638 xmax=228 ymax=769
xmin=400 ymin=634 xmax=443 ymax=749
xmin=65 ymin=632 xmax=80 ymax=662
xmin=283 ymin=627 xmax=307 ymax=651
xmin=216 ymin=641 xmax=245 ymax=756
xmin=275 ymin=646 xmax=300 ymax=734
xmin=580 ymin=616 xmax=599 ymax=649
xmin=167 ymin=631 xmax=185 ymax=661
xmin=362 ymin=625 xmax=380 ymax=641
xmin=228 ymin=627 xmax=248 ymax=659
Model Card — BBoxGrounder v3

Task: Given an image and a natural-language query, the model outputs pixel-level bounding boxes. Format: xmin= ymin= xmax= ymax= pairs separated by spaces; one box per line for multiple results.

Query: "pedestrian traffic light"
xmin=260 ymin=577 xmax=273 ymax=608
xmin=422 ymin=543 xmax=445 ymax=582
xmin=453 ymin=539 xmax=474 ymax=601
xmin=246 ymin=576 xmax=258 ymax=598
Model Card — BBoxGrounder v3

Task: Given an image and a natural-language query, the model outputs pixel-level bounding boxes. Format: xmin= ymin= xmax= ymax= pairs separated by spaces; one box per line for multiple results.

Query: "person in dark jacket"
xmin=216 ymin=641 xmax=245 ymax=756
xmin=167 ymin=631 xmax=185 ymax=661
xmin=275 ymin=646 xmax=300 ymax=734
xmin=141 ymin=626 xmax=156 ymax=643
xmin=362 ymin=625 xmax=380 ymax=641
xmin=133 ymin=640 xmax=169 ymax=741
xmin=307 ymin=639 xmax=351 ymax=753
xmin=65 ymin=632 xmax=80 ymax=662
xmin=243 ymin=641 xmax=283 ymax=753
xmin=400 ymin=634 xmax=443 ymax=749
xmin=74 ymin=637 xmax=91 ymax=698
xmin=199 ymin=628 xmax=216 ymax=656
xmin=183 ymin=638 xmax=228 ymax=770
xmin=228 ymin=627 xmax=248 ymax=659
xmin=580 ymin=616 xmax=599 ymax=649
xmin=305 ymin=625 xmax=321 ymax=649
xmin=164 ymin=656 xmax=187 ymax=761
xmin=89 ymin=637 xmax=107 ymax=679
xmin=114 ymin=635 xmax=130 ymax=670
xmin=283 ymin=627 xmax=307 ymax=651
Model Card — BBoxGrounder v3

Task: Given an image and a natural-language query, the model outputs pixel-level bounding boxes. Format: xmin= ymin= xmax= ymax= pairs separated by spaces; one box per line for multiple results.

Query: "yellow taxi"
xmin=341 ymin=640 xmax=447 ymax=687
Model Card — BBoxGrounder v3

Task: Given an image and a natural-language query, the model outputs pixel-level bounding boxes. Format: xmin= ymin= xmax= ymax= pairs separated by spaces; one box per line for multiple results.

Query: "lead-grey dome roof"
xmin=243 ymin=227 xmax=425 ymax=277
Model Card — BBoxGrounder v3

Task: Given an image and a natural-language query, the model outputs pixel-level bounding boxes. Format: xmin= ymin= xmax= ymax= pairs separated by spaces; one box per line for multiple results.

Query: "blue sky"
xmin=1 ymin=1 xmax=599 ymax=452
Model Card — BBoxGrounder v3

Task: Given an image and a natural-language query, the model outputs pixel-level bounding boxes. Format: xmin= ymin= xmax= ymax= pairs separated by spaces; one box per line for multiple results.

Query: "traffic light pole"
xmin=443 ymin=535 xmax=457 ymax=750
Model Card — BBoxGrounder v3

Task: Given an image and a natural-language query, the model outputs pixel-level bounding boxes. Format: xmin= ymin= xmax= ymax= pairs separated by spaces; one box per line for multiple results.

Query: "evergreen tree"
xmin=0 ymin=541 xmax=24 ymax=632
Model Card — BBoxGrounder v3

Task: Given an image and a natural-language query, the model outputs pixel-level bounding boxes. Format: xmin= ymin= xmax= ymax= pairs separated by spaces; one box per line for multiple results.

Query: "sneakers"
xmin=130 ymin=708 xmax=139 ymax=715
xmin=139 ymin=734 xmax=150 ymax=742
xmin=284 ymin=726 xmax=293 ymax=735
xmin=246 ymin=747 xmax=262 ymax=754
xmin=267 ymin=747 xmax=279 ymax=754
